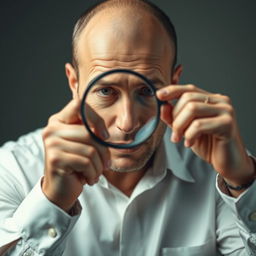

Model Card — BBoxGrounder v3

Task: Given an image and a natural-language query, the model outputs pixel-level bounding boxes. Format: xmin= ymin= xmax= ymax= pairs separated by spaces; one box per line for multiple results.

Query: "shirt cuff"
xmin=216 ymin=173 xmax=256 ymax=233
xmin=12 ymin=176 xmax=82 ymax=255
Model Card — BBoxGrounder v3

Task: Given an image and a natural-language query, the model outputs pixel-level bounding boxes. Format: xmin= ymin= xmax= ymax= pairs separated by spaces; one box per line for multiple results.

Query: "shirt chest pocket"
xmin=161 ymin=239 xmax=217 ymax=256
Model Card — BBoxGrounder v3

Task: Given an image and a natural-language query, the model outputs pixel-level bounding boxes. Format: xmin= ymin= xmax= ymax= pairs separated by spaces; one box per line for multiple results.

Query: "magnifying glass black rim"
xmin=80 ymin=68 xmax=162 ymax=149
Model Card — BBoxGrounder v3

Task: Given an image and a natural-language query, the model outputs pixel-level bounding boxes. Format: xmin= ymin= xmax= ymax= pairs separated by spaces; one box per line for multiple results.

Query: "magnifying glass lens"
xmin=81 ymin=70 xmax=160 ymax=149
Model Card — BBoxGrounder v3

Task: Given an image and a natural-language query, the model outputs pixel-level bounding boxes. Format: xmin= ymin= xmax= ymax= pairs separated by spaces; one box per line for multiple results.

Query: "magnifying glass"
xmin=80 ymin=69 xmax=163 ymax=149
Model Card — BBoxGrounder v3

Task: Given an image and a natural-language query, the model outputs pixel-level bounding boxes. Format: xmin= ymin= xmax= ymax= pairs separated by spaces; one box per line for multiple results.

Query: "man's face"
xmin=74 ymin=8 xmax=176 ymax=172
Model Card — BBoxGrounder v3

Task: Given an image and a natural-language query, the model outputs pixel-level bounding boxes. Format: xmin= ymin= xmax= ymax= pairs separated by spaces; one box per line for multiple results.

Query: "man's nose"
xmin=116 ymin=99 xmax=140 ymax=134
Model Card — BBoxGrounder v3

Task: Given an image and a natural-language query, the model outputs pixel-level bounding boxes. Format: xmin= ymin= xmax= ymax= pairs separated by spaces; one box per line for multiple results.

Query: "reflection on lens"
xmin=81 ymin=69 xmax=161 ymax=149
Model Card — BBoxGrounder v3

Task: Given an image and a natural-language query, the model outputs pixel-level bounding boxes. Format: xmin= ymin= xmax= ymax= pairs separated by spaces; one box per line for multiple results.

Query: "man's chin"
xmin=109 ymin=145 xmax=155 ymax=173
xmin=109 ymin=160 xmax=142 ymax=173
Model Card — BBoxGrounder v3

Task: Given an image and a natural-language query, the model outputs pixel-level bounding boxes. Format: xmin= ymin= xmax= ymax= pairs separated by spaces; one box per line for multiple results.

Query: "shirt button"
xmin=250 ymin=236 xmax=256 ymax=244
xmin=249 ymin=212 xmax=256 ymax=221
xmin=23 ymin=250 xmax=34 ymax=256
xmin=48 ymin=227 xmax=57 ymax=238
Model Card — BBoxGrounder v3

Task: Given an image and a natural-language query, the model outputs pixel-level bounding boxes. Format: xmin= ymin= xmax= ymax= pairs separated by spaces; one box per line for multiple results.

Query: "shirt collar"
xmin=163 ymin=128 xmax=195 ymax=183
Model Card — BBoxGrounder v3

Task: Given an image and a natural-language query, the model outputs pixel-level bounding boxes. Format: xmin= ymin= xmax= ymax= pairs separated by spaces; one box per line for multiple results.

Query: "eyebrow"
xmin=94 ymin=80 xmax=120 ymax=87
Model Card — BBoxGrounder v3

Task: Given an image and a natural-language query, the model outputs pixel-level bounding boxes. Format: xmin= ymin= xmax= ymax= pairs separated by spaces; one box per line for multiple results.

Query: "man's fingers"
xmin=47 ymin=137 xmax=105 ymax=176
xmin=184 ymin=114 xmax=233 ymax=147
xmin=83 ymin=103 xmax=110 ymax=140
xmin=52 ymin=99 xmax=82 ymax=124
xmin=160 ymin=103 xmax=173 ymax=127
xmin=48 ymin=123 xmax=90 ymax=142
xmin=173 ymin=92 xmax=211 ymax=118
xmin=173 ymin=92 xmax=231 ymax=119
xmin=44 ymin=122 xmax=110 ymax=171
xmin=48 ymin=151 xmax=100 ymax=185
xmin=172 ymin=103 xmax=223 ymax=140
xmin=156 ymin=84 xmax=207 ymax=101
xmin=156 ymin=84 xmax=235 ymax=146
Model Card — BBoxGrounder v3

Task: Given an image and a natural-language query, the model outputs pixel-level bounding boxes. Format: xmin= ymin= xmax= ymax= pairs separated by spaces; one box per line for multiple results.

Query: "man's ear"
xmin=171 ymin=64 xmax=183 ymax=84
xmin=65 ymin=63 xmax=79 ymax=99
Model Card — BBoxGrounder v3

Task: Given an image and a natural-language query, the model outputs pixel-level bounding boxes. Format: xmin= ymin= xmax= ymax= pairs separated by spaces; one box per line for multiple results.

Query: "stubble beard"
xmin=109 ymin=123 xmax=166 ymax=173
xmin=109 ymin=145 xmax=156 ymax=173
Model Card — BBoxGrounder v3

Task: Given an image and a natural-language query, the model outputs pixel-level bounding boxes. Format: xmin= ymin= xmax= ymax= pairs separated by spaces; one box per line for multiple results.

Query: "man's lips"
xmin=110 ymin=143 xmax=142 ymax=153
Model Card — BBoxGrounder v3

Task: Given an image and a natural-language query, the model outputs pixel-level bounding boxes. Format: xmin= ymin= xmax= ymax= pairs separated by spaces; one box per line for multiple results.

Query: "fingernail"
xmin=101 ymin=130 xmax=109 ymax=140
xmin=158 ymin=89 xmax=168 ymax=97
xmin=184 ymin=140 xmax=191 ymax=148
xmin=104 ymin=160 xmax=111 ymax=169
xmin=88 ymin=180 xmax=94 ymax=186
xmin=171 ymin=132 xmax=179 ymax=143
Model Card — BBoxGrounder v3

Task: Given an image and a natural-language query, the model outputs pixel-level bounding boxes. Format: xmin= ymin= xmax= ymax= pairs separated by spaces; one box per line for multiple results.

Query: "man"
xmin=0 ymin=0 xmax=256 ymax=255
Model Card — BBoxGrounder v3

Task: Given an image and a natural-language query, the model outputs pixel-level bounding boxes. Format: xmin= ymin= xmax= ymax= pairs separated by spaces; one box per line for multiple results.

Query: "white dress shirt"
xmin=0 ymin=128 xmax=256 ymax=256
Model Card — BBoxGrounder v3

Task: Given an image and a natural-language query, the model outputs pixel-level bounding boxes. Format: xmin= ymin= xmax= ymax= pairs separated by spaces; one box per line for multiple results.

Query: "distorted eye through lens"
xmin=80 ymin=69 xmax=162 ymax=149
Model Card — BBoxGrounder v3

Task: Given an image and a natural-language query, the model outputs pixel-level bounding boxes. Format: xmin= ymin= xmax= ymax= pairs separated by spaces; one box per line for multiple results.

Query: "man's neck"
xmin=104 ymin=167 xmax=149 ymax=197
xmin=103 ymin=158 xmax=153 ymax=197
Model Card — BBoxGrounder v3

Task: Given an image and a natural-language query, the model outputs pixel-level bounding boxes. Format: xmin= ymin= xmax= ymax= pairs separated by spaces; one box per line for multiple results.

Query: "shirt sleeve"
xmin=0 ymin=171 xmax=82 ymax=256
xmin=216 ymin=171 xmax=256 ymax=255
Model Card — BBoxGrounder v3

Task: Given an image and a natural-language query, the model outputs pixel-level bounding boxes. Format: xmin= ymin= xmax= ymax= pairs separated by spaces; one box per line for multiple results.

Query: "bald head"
xmin=71 ymin=0 xmax=177 ymax=75
xmin=81 ymin=7 xmax=172 ymax=62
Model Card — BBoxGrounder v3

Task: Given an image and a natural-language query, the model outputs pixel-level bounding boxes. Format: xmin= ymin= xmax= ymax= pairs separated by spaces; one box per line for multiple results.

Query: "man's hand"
xmin=157 ymin=84 xmax=255 ymax=195
xmin=42 ymin=99 xmax=110 ymax=211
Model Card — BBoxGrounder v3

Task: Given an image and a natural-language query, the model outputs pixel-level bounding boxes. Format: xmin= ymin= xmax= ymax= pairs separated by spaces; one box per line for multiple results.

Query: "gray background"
xmin=0 ymin=0 xmax=255 ymax=154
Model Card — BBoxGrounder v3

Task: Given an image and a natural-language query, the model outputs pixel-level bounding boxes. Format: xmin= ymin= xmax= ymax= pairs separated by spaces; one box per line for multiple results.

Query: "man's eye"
xmin=97 ymin=87 xmax=116 ymax=96
xmin=139 ymin=86 xmax=154 ymax=97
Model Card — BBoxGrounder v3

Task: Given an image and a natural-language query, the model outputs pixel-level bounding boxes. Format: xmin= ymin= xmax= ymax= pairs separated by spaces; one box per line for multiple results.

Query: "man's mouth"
xmin=110 ymin=142 xmax=144 ymax=154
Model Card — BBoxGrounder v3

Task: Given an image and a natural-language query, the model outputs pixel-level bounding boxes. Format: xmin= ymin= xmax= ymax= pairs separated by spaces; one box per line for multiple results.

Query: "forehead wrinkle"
xmin=87 ymin=62 xmax=165 ymax=77
xmin=89 ymin=57 xmax=163 ymax=69
xmin=90 ymin=53 xmax=163 ymax=61
xmin=87 ymin=54 xmax=165 ymax=72
xmin=86 ymin=65 xmax=167 ymax=88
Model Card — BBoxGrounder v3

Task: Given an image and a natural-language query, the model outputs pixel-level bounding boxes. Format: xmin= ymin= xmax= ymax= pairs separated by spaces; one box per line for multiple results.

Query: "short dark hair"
xmin=71 ymin=0 xmax=178 ymax=76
